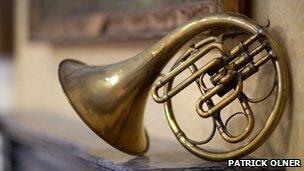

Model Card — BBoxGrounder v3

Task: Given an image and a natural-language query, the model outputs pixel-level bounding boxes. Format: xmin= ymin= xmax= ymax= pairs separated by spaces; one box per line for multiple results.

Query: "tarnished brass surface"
xmin=58 ymin=13 xmax=288 ymax=161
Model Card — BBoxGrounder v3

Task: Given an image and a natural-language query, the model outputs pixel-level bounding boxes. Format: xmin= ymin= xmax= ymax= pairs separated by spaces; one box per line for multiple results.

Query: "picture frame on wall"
xmin=29 ymin=0 xmax=245 ymax=44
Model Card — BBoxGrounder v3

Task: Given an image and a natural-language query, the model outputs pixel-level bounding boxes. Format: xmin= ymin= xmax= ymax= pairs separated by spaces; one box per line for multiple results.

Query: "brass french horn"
xmin=58 ymin=13 xmax=288 ymax=161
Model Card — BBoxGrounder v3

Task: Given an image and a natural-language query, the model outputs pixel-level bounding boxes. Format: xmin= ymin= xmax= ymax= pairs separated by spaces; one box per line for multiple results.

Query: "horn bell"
xmin=58 ymin=58 xmax=149 ymax=155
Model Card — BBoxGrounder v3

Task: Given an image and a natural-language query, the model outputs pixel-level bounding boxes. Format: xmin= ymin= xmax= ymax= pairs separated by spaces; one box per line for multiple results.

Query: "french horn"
xmin=58 ymin=13 xmax=288 ymax=161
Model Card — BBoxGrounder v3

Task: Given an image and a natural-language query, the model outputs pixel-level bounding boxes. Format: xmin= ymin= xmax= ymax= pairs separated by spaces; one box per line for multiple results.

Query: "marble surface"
xmin=0 ymin=113 xmax=229 ymax=170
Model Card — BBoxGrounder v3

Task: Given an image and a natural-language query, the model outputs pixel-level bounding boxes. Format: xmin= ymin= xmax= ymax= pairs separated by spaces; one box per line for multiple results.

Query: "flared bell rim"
xmin=58 ymin=59 xmax=86 ymax=81
xmin=58 ymin=59 xmax=150 ymax=155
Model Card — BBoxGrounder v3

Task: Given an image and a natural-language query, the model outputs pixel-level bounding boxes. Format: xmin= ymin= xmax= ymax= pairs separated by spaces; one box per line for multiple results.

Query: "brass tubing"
xmin=164 ymin=29 xmax=287 ymax=162
xmin=152 ymin=57 xmax=222 ymax=103
xmin=189 ymin=62 xmax=252 ymax=143
xmin=239 ymin=52 xmax=272 ymax=80
xmin=210 ymin=51 xmax=272 ymax=96
xmin=249 ymin=41 xmax=268 ymax=57
xmin=177 ymin=36 xmax=220 ymax=65
xmin=158 ymin=43 xmax=227 ymax=84
xmin=196 ymin=75 xmax=243 ymax=118
xmin=217 ymin=94 xmax=254 ymax=143
xmin=187 ymin=64 xmax=217 ymax=145
xmin=227 ymin=33 xmax=261 ymax=62
xmin=211 ymin=40 xmax=267 ymax=85
xmin=206 ymin=33 xmax=261 ymax=76
xmin=152 ymin=42 xmax=227 ymax=103
xmin=232 ymin=41 xmax=267 ymax=69
xmin=253 ymin=52 xmax=273 ymax=68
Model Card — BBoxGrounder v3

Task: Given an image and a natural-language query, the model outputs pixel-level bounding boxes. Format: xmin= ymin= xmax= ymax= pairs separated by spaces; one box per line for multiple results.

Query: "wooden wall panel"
xmin=0 ymin=0 xmax=13 ymax=55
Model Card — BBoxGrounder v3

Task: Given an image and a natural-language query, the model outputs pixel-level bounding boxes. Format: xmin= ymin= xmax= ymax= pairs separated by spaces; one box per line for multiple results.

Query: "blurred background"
xmin=0 ymin=0 xmax=13 ymax=113
xmin=0 ymin=0 xmax=303 ymax=170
